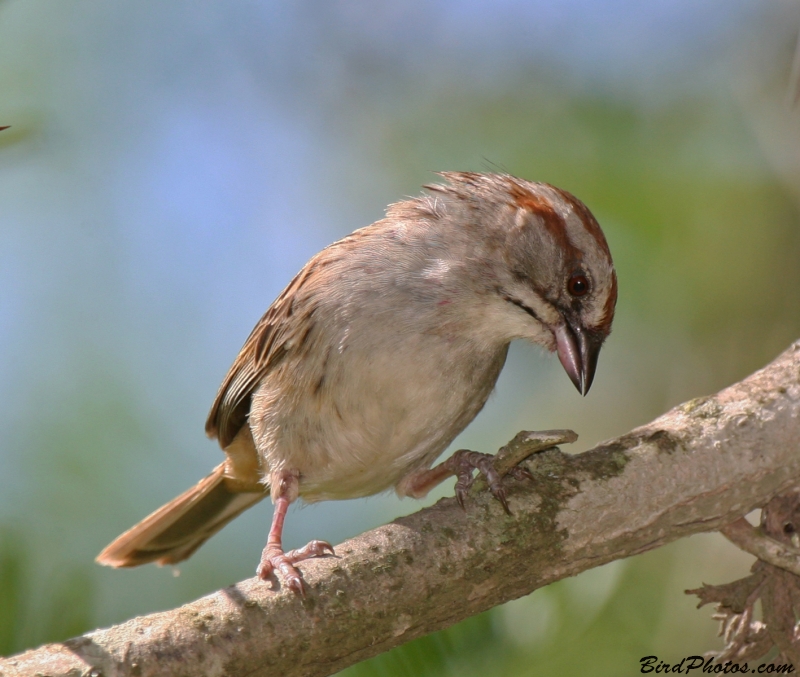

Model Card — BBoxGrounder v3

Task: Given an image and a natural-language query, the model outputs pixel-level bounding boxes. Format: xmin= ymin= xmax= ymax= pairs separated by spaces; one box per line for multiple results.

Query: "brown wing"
xmin=205 ymin=225 xmax=374 ymax=448
xmin=205 ymin=263 xmax=317 ymax=448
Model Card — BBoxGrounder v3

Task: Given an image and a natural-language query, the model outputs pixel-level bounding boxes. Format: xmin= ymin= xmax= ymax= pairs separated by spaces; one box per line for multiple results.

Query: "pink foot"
xmin=256 ymin=540 xmax=334 ymax=595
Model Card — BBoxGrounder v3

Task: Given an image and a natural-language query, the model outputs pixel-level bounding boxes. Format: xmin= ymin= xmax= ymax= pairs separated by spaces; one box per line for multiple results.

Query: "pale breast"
xmin=249 ymin=324 xmax=509 ymax=502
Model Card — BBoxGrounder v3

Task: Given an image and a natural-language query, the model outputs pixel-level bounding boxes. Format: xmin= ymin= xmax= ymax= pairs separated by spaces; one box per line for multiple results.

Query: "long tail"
xmin=96 ymin=463 xmax=267 ymax=567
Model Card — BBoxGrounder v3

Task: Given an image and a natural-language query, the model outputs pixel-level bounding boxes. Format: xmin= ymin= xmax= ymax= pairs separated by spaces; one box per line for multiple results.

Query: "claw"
xmin=286 ymin=572 xmax=305 ymax=597
xmin=286 ymin=540 xmax=335 ymax=561
xmin=492 ymin=487 xmax=511 ymax=515
xmin=447 ymin=449 xmax=531 ymax=514
xmin=454 ymin=469 xmax=475 ymax=510
xmin=509 ymin=465 xmax=534 ymax=482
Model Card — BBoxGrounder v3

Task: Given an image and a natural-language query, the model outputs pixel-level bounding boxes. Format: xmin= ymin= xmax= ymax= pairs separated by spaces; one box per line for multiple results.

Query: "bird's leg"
xmin=256 ymin=470 xmax=334 ymax=595
xmin=399 ymin=450 xmax=532 ymax=514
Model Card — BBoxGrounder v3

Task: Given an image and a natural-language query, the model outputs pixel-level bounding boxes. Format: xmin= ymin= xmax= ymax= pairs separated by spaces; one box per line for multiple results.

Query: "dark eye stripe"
xmin=500 ymin=292 xmax=545 ymax=324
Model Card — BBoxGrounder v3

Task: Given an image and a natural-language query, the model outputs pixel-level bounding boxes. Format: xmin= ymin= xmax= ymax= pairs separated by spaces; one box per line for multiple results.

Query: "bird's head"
xmin=429 ymin=173 xmax=617 ymax=395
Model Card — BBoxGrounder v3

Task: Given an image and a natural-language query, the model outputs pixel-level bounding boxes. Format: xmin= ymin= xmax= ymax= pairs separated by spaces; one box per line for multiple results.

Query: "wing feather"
xmin=205 ymin=263 xmax=315 ymax=448
xmin=205 ymin=228 xmax=371 ymax=449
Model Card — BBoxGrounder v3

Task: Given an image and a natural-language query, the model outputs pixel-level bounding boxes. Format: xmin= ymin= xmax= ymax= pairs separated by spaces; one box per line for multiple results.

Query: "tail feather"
xmin=96 ymin=463 xmax=267 ymax=568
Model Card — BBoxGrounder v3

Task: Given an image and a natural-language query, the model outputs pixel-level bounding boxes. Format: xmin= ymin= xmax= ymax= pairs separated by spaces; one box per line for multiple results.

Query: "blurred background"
xmin=1 ymin=0 xmax=800 ymax=674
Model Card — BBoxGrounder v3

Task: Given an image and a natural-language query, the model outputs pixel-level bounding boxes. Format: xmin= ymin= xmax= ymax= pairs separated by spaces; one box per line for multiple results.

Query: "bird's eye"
xmin=567 ymin=273 xmax=590 ymax=297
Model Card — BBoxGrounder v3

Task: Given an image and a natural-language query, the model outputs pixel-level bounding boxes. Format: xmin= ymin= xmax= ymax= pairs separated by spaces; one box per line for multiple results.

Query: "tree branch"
xmin=2 ymin=340 xmax=800 ymax=677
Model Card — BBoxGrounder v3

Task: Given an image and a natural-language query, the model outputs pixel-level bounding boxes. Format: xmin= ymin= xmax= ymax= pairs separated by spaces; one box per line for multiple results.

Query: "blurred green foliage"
xmin=0 ymin=530 xmax=24 ymax=655
xmin=0 ymin=530 xmax=94 ymax=655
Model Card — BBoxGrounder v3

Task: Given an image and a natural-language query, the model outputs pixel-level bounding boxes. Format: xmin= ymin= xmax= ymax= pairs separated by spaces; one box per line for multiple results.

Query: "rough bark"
xmin=2 ymin=340 xmax=800 ymax=677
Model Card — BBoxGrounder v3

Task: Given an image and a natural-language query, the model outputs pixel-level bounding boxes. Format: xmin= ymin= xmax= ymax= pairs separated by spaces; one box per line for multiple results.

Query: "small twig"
xmin=722 ymin=518 xmax=800 ymax=577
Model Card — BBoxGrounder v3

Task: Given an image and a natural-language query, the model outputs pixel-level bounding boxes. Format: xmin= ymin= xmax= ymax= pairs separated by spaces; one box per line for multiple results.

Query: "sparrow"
xmin=97 ymin=172 xmax=617 ymax=594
